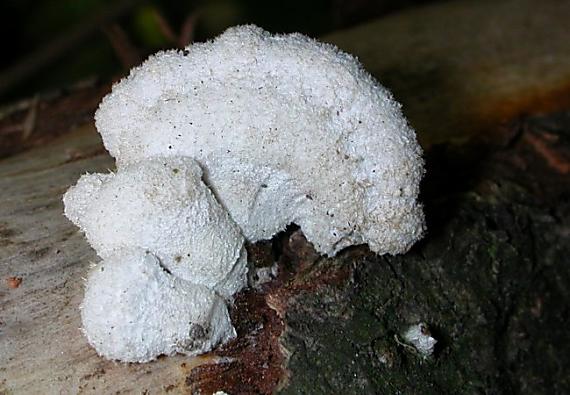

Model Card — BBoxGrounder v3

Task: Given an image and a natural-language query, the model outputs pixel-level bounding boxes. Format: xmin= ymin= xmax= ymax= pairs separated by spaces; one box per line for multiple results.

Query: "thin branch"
xmin=151 ymin=8 xmax=178 ymax=44
xmin=179 ymin=12 xmax=200 ymax=47
xmin=103 ymin=24 xmax=142 ymax=70
xmin=0 ymin=0 xmax=144 ymax=98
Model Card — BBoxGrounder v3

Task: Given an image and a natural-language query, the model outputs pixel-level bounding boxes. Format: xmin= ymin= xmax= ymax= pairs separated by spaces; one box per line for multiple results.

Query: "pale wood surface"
xmin=1 ymin=0 xmax=569 ymax=393
xmin=326 ymin=0 xmax=570 ymax=146
xmin=0 ymin=127 xmax=214 ymax=394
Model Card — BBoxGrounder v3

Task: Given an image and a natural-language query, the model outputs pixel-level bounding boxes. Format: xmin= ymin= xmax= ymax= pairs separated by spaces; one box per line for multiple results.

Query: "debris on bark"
xmin=6 ymin=276 xmax=22 ymax=289
xmin=185 ymin=111 xmax=570 ymax=394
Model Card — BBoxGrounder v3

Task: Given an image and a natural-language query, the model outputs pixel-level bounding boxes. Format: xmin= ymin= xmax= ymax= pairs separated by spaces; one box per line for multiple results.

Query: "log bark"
xmin=1 ymin=0 xmax=569 ymax=394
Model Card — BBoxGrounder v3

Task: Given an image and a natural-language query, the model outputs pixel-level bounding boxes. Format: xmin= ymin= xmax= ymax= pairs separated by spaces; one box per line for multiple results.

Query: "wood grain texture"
xmin=325 ymin=0 xmax=570 ymax=146
xmin=0 ymin=126 xmax=210 ymax=394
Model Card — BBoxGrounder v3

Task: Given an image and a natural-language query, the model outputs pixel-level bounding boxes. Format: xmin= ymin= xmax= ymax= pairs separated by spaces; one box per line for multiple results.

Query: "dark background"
xmin=0 ymin=0 xmax=440 ymax=103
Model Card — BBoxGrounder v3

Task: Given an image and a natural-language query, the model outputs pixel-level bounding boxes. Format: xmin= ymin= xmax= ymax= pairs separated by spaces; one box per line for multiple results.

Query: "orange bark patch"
xmin=6 ymin=276 xmax=22 ymax=289
xmin=185 ymin=231 xmax=354 ymax=394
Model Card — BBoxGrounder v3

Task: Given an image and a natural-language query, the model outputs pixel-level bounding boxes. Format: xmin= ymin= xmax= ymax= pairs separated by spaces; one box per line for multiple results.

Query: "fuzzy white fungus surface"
xmin=96 ymin=24 xmax=425 ymax=256
xmin=64 ymin=24 xmax=426 ymax=363
xmin=64 ymin=157 xmax=247 ymax=299
xmin=81 ymin=249 xmax=235 ymax=363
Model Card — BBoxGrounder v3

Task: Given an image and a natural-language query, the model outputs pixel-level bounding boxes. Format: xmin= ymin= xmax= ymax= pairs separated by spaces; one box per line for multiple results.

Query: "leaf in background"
xmin=132 ymin=5 xmax=175 ymax=49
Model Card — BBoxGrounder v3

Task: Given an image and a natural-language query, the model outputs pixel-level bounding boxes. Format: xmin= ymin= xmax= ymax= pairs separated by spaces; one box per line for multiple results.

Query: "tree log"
xmin=1 ymin=0 xmax=569 ymax=393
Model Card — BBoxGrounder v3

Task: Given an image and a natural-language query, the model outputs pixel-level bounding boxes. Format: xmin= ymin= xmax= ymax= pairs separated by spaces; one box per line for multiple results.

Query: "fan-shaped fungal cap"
xmin=63 ymin=157 xmax=247 ymax=299
xmin=95 ymin=24 xmax=425 ymax=256
xmin=81 ymin=249 xmax=235 ymax=363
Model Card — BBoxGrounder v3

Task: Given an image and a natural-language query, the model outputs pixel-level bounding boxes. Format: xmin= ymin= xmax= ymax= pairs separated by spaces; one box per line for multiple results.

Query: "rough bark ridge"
xmin=279 ymin=113 xmax=570 ymax=394
xmin=185 ymin=112 xmax=570 ymax=394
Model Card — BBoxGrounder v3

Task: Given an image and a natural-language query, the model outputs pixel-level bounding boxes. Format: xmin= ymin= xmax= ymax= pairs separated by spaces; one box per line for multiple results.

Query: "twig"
xmin=152 ymin=8 xmax=178 ymax=44
xmin=0 ymin=0 xmax=144 ymax=98
xmin=103 ymin=24 xmax=142 ymax=70
xmin=21 ymin=95 xmax=39 ymax=140
xmin=0 ymin=95 xmax=39 ymax=138
xmin=179 ymin=12 xmax=200 ymax=47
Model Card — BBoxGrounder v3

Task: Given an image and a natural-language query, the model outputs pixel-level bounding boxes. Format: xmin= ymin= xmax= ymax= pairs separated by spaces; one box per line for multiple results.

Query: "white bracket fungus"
xmin=96 ymin=24 xmax=425 ymax=256
xmin=81 ymin=249 xmax=235 ymax=363
xmin=64 ymin=25 xmax=425 ymax=362
xmin=64 ymin=157 xmax=247 ymax=299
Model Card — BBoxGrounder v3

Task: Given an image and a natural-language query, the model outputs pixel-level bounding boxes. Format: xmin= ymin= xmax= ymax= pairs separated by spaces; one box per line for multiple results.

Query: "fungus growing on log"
xmin=96 ymin=24 xmax=425 ymax=256
xmin=81 ymin=249 xmax=235 ymax=363
xmin=63 ymin=25 xmax=425 ymax=362
xmin=64 ymin=157 xmax=247 ymax=299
